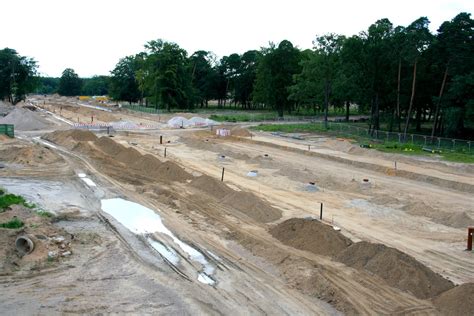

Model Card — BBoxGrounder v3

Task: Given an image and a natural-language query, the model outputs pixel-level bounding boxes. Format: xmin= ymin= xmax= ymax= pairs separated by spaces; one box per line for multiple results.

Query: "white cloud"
xmin=1 ymin=0 xmax=472 ymax=77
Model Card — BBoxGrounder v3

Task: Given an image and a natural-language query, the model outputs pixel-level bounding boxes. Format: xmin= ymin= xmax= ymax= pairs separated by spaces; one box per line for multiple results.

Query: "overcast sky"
xmin=1 ymin=0 xmax=472 ymax=77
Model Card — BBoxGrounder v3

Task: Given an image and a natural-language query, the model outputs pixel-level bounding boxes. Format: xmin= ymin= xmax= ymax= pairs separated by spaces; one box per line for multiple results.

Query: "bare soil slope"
xmin=269 ymin=218 xmax=352 ymax=257
xmin=335 ymin=241 xmax=454 ymax=299
xmin=432 ymin=283 xmax=474 ymax=315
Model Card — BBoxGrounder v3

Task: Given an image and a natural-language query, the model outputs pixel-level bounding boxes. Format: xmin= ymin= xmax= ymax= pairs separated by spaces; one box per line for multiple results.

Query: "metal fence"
xmin=321 ymin=121 xmax=472 ymax=153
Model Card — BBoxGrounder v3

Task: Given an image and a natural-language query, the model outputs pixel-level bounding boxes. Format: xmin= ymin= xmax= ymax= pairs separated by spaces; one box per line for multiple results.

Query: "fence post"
xmin=452 ymin=139 xmax=455 ymax=151
xmin=424 ymin=136 xmax=426 ymax=147
xmin=438 ymin=138 xmax=441 ymax=149
xmin=411 ymin=134 xmax=414 ymax=144
xmin=469 ymin=141 xmax=471 ymax=152
xmin=398 ymin=133 xmax=401 ymax=143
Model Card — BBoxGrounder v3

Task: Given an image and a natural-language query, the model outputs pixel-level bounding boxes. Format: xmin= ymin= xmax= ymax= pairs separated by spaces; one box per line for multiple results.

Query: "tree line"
xmin=108 ymin=12 xmax=472 ymax=138
xmin=1 ymin=12 xmax=472 ymax=138
xmin=36 ymin=71 xmax=109 ymax=97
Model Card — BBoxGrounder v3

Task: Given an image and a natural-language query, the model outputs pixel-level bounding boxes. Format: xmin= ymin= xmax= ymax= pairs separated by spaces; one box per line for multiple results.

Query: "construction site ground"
xmin=0 ymin=96 xmax=473 ymax=315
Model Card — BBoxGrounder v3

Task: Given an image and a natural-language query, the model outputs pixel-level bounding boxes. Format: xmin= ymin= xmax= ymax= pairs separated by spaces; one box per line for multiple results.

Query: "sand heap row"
xmin=270 ymin=218 xmax=455 ymax=300
xmin=45 ymin=130 xmax=191 ymax=183
xmin=44 ymin=130 xmax=281 ymax=223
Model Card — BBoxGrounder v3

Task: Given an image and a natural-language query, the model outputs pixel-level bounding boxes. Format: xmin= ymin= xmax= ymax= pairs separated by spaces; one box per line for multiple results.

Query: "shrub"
xmin=0 ymin=194 xmax=27 ymax=211
xmin=0 ymin=218 xmax=24 ymax=229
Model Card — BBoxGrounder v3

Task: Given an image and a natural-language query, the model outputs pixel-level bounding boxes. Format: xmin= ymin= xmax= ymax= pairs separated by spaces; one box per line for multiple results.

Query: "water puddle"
xmin=81 ymin=178 xmax=97 ymax=187
xmin=77 ymin=173 xmax=97 ymax=187
xmin=101 ymin=198 xmax=216 ymax=285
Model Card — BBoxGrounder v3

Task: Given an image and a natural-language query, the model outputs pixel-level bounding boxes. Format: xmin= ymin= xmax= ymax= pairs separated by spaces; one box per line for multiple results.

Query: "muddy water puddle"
xmin=101 ymin=198 xmax=217 ymax=285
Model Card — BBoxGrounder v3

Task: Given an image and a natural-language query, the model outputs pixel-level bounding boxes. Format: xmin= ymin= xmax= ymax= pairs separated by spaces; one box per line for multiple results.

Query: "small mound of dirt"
xmin=403 ymin=202 xmax=474 ymax=228
xmin=130 ymin=153 xmax=160 ymax=171
xmin=335 ymin=241 xmax=454 ymax=299
xmin=68 ymin=130 xmax=98 ymax=142
xmin=231 ymin=126 xmax=252 ymax=137
xmin=432 ymin=283 xmax=474 ymax=316
xmin=221 ymin=191 xmax=282 ymax=223
xmin=269 ymin=218 xmax=352 ymax=257
xmin=438 ymin=211 xmax=474 ymax=229
xmin=190 ymin=175 xmax=233 ymax=199
xmin=156 ymin=161 xmax=192 ymax=182
xmin=116 ymin=147 xmax=142 ymax=165
xmin=44 ymin=129 xmax=97 ymax=147
xmin=0 ymin=145 xmax=63 ymax=165
xmin=95 ymin=136 xmax=124 ymax=156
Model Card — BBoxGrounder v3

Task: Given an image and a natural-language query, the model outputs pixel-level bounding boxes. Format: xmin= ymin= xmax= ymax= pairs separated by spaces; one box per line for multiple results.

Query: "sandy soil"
xmin=1 ymin=97 xmax=473 ymax=315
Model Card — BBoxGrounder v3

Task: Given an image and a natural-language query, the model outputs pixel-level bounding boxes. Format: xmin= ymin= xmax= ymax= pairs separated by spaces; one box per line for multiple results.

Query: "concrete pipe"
xmin=15 ymin=236 xmax=35 ymax=255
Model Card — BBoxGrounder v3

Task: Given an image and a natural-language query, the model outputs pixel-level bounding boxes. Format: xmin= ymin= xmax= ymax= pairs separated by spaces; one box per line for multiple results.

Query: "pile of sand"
xmin=44 ymin=130 xmax=97 ymax=148
xmin=168 ymin=116 xmax=190 ymax=128
xmin=335 ymin=241 xmax=454 ymax=299
xmin=0 ymin=107 xmax=50 ymax=131
xmin=402 ymin=202 xmax=474 ymax=228
xmin=432 ymin=283 xmax=474 ymax=315
xmin=269 ymin=218 xmax=352 ymax=257
xmin=438 ymin=211 xmax=474 ymax=228
xmin=0 ymin=145 xmax=63 ymax=165
xmin=190 ymin=175 xmax=233 ymax=199
xmin=116 ymin=147 xmax=142 ymax=165
xmin=231 ymin=126 xmax=253 ymax=137
xmin=222 ymin=191 xmax=282 ymax=223
xmin=95 ymin=136 xmax=125 ymax=156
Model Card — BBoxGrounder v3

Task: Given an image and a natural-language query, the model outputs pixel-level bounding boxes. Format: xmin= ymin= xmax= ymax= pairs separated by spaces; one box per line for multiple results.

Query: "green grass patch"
xmin=0 ymin=218 xmax=24 ymax=229
xmin=252 ymin=123 xmax=474 ymax=163
xmin=209 ymin=113 xmax=278 ymax=122
xmin=251 ymin=123 xmax=329 ymax=133
xmin=0 ymin=194 xmax=28 ymax=211
xmin=36 ymin=210 xmax=54 ymax=218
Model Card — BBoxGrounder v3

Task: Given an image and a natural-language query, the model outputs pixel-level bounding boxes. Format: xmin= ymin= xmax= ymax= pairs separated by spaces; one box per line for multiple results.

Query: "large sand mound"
xmin=335 ymin=241 xmax=454 ymax=299
xmin=222 ymin=191 xmax=282 ymax=223
xmin=190 ymin=175 xmax=233 ymax=199
xmin=269 ymin=218 xmax=352 ymax=257
xmin=44 ymin=130 xmax=97 ymax=148
xmin=0 ymin=107 xmax=50 ymax=131
xmin=432 ymin=283 xmax=474 ymax=315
